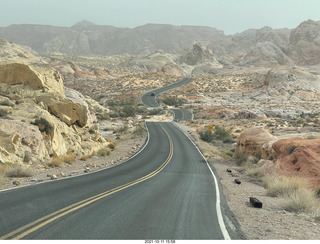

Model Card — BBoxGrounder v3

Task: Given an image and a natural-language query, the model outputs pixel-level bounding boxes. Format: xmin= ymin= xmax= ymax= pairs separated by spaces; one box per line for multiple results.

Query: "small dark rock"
xmin=250 ymin=197 xmax=263 ymax=208
xmin=227 ymin=169 xmax=232 ymax=173
xmin=234 ymin=179 xmax=241 ymax=184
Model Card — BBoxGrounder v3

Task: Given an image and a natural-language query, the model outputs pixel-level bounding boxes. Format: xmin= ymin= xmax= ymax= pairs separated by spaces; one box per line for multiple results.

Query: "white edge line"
xmin=0 ymin=122 xmax=151 ymax=193
xmin=171 ymin=122 xmax=231 ymax=240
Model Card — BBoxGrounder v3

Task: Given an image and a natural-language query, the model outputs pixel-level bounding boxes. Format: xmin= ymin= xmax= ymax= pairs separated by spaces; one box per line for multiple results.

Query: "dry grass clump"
xmin=80 ymin=154 xmax=92 ymax=161
xmin=0 ymin=172 xmax=5 ymax=187
xmin=4 ymin=164 xmax=33 ymax=178
xmin=108 ymin=142 xmax=116 ymax=150
xmin=264 ymin=175 xmax=309 ymax=197
xmin=264 ymin=175 xmax=320 ymax=215
xmin=280 ymin=188 xmax=319 ymax=214
xmin=97 ymin=148 xmax=110 ymax=157
xmin=51 ymin=153 xmax=76 ymax=167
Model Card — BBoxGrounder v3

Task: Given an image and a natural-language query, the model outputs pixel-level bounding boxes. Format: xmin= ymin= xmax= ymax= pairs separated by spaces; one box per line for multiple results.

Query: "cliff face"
xmin=0 ymin=61 xmax=109 ymax=165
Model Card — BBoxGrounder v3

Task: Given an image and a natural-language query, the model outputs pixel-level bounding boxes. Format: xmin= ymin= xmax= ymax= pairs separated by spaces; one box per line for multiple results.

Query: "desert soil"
xmin=1 ymin=123 xmax=320 ymax=240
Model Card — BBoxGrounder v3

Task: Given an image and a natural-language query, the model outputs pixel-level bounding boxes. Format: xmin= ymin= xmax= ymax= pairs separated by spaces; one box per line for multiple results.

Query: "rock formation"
xmin=0 ymin=61 xmax=109 ymax=165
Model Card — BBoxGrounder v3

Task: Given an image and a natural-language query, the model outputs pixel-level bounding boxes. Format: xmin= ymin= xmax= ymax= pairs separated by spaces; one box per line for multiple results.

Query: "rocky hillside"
xmin=1 ymin=20 xmax=320 ymax=67
xmin=0 ymin=43 xmax=110 ymax=166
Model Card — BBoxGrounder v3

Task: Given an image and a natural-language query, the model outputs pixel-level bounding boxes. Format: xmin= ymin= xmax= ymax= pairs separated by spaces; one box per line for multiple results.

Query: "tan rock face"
xmin=0 ymin=62 xmax=65 ymax=96
xmin=236 ymin=126 xmax=277 ymax=156
xmin=0 ymin=119 xmax=48 ymax=164
xmin=0 ymin=62 xmax=108 ymax=165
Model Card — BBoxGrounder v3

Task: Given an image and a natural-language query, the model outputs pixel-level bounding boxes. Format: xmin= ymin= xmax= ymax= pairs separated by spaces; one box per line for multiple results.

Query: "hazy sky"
xmin=0 ymin=0 xmax=319 ymax=34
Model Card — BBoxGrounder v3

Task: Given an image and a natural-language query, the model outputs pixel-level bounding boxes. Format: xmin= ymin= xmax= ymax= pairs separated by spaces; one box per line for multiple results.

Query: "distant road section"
xmin=170 ymin=108 xmax=193 ymax=121
xmin=141 ymin=78 xmax=194 ymax=108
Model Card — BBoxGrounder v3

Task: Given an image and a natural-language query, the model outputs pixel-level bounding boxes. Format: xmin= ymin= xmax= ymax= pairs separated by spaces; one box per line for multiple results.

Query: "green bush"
xmin=213 ymin=126 xmax=232 ymax=141
xmin=122 ymin=105 xmax=136 ymax=117
xmin=233 ymin=151 xmax=248 ymax=166
xmin=0 ymin=109 xmax=8 ymax=118
xmin=31 ymin=118 xmax=53 ymax=135
xmin=161 ymin=96 xmax=185 ymax=106
xmin=199 ymin=130 xmax=213 ymax=142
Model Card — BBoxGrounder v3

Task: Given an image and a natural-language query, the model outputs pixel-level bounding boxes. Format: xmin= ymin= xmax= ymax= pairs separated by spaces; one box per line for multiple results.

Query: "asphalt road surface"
xmin=170 ymin=108 xmax=193 ymax=122
xmin=141 ymin=78 xmax=194 ymax=108
xmin=0 ymin=122 xmax=231 ymax=240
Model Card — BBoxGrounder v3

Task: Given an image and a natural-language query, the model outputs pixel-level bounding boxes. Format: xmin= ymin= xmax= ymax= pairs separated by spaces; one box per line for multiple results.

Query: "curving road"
xmin=141 ymin=78 xmax=194 ymax=109
xmin=0 ymin=77 xmax=238 ymax=240
xmin=170 ymin=108 xmax=193 ymax=122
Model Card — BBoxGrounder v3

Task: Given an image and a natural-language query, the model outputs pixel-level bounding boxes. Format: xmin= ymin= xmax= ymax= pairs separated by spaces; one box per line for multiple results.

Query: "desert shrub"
xmin=5 ymin=164 xmax=33 ymax=177
xmin=80 ymin=154 xmax=92 ymax=161
xmin=0 ymin=109 xmax=8 ymax=118
xmin=161 ymin=96 xmax=185 ymax=106
xmin=233 ymin=151 xmax=248 ymax=166
xmin=213 ymin=126 xmax=232 ymax=141
xmin=280 ymin=188 xmax=319 ymax=213
xmin=148 ymin=109 xmax=163 ymax=115
xmin=51 ymin=156 xmax=64 ymax=167
xmin=315 ymin=187 xmax=320 ymax=198
xmin=31 ymin=118 xmax=53 ymax=135
xmin=133 ymin=126 xmax=147 ymax=137
xmin=108 ymin=142 xmax=116 ymax=150
xmin=63 ymin=154 xmax=75 ymax=164
xmin=117 ymin=125 xmax=129 ymax=134
xmin=199 ymin=130 xmax=213 ymax=142
xmin=97 ymin=112 xmax=111 ymax=121
xmin=264 ymin=175 xmax=309 ymax=197
xmin=97 ymin=148 xmax=110 ymax=156
xmin=122 ymin=105 xmax=136 ymax=117
xmin=0 ymin=172 xmax=5 ymax=187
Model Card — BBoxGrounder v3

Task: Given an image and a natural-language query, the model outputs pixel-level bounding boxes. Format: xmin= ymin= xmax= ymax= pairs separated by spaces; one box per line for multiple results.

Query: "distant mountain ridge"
xmin=0 ymin=19 xmax=320 ymax=66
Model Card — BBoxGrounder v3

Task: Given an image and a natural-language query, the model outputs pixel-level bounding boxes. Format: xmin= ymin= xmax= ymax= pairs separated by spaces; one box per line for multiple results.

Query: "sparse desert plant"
xmin=5 ymin=164 xmax=33 ymax=178
xmin=108 ymin=142 xmax=116 ymax=150
xmin=0 ymin=108 xmax=9 ymax=118
xmin=117 ymin=125 xmax=129 ymax=134
xmin=0 ymin=172 xmax=5 ymax=187
xmin=315 ymin=187 xmax=320 ymax=198
xmin=133 ymin=126 xmax=147 ymax=137
xmin=97 ymin=112 xmax=111 ymax=121
xmin=80 ymin=154 xmax=92 ymax=161
xmin=97 ymin=148 xmax=110 ymax=156
xmin=213 ymin=126 xmax=232 ymax=141
xmin=51 ymin=156 xmax=64 ymax=167
xmin=263 ymin=175 xmax=309 ymax=197
xmin=199 ymin=130 xmax=213 ymax=142
xmin=63 ymin=154 xmax=75 ymax=164
xmin=233 ymin=151 xmax=248 ymax=166
xmin=31 ymin=118 xmax=53 ymax=135
xmin=280 ymin=188 xmax=319 ymax=213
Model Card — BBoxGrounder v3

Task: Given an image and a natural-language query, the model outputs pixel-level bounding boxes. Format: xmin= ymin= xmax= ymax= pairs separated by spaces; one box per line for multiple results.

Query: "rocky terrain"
xmin=0 ymin=18 xmax=320 ymax=239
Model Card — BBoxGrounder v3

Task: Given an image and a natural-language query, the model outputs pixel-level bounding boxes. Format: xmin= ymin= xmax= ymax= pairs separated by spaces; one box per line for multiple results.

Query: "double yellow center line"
xmin=1 ymin=124 xmax=173 ymax=240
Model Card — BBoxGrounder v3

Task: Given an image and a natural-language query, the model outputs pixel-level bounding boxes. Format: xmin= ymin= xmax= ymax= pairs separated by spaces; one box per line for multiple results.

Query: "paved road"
xmin=141 ymin=78 xmax=194 ymax=108
xmin=0 ymin=122 xmax=230 ymax=240
xmin=170 ymin=108 xmax=193 ymax=122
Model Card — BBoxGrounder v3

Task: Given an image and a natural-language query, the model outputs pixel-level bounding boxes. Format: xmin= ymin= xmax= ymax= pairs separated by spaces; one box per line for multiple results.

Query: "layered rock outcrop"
xmin=237 ymin=127 xmax=320 ymax=189
xmin=0 ymin=62 xmax=108 ymax=165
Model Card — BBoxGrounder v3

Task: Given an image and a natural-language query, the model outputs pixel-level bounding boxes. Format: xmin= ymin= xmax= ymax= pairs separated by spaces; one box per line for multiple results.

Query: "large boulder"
xmin=257 ymin=137 xmax=320 ymax=189
xmin=236 ymin=126 xmax=277 ymax=156
xmin=36 ymin=93 xmax=88 ymax=127
xmin=0 ymin=62 xmax=65 ymax=96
